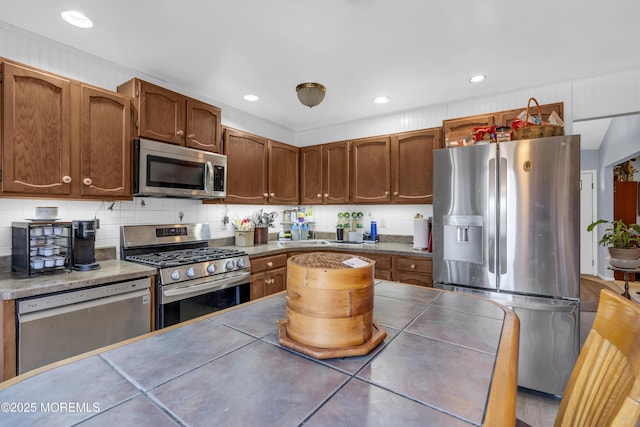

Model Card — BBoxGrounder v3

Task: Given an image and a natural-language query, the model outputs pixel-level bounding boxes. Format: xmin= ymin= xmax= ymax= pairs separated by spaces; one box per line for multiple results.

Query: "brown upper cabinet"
xmin=268 ymin=140 xmax=299 ymax=205
xmin=443 ymin=114 xmax=495 ymax=142
xmin=1 ymin=59 xmax=132 ymax=200
xmin=391 ymin=128 xmax=442 ymax=204
xmin=117 ymin=78 xmax=222 ymax=153
xmin=349 ymin=127 xmax=442 ymax=204
xmin=79 ymin=85 xmax=132 ymax=198
xmin=351 ymin=136 xmax=392 ymax=204
xmin=300 ymin=141 xmax=350 ymax=204
xmin=442 ymin=102 xmax=564 ymax=142
xmin=223 ymin=128 xmax=268 ymax=204
xmin=222 ymin=127 xmax=298 ymax=204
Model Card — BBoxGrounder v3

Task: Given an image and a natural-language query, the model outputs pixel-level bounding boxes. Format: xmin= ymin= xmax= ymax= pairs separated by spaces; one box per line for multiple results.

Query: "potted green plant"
xmin=587 ymin=219 xmax=640 ymax=268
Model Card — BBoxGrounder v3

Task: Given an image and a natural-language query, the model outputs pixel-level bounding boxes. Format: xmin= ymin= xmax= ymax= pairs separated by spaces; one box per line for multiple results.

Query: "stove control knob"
xmin=170 ymin=270 xmax=180 ymax=281
xmin=207 ymin=263 xmax=217 ymax=274
xmin=186 ymin=267 xmax=195 ymax=278
xmin=225 ymin=260 xmax=235 ymax=271
xmin=237 ymin=258 xmax=246 ymax=269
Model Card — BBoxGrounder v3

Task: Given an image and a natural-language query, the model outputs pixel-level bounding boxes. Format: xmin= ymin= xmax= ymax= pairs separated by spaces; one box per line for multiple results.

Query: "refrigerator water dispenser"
xmin=443 ymin=215 xmax=483 ymax=264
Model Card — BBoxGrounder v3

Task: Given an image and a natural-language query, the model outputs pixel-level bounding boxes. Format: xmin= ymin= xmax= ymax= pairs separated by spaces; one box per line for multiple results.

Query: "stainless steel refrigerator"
xmin=432 ymin=134 xmax=580 ymax=396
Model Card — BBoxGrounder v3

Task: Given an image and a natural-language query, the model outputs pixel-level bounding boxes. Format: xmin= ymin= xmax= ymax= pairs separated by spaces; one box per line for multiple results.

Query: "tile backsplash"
xmin=0 ymin=198 xmax=432 ymax=257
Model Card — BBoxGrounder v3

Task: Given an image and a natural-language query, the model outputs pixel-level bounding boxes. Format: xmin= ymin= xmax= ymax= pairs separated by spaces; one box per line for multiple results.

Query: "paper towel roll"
xmin=413 ymin=219 xmax=429 ymax=250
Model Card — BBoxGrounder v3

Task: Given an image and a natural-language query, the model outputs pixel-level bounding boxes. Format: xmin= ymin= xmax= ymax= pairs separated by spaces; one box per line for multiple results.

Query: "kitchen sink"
xmin=276 ymin=239 xmax=332 ymax=247
xmin=275 ymin=240 xmax=369 ymax=248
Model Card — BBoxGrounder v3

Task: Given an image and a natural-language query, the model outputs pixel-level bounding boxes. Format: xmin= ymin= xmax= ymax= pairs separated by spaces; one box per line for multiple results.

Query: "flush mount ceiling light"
xmin=296 ymin=82 xmax=326 ymax=108
xmin=373 ymin=96 xmax=391 ymax=104
xmin=469 ymin=74 xmax=487 ymax=83
xmin=243 ymin=94 xmax=259 ymax=102
xmin=61 ymin=10 xmax=93 ymax=28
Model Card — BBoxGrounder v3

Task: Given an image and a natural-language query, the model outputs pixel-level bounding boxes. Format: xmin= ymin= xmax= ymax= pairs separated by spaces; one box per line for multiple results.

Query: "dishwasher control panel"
xmin=17 ymin=278 xmax=150 ymax=314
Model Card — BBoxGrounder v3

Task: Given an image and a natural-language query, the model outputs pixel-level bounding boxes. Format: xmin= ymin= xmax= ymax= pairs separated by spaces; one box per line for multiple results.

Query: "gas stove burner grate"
xmin=125 ymin=247 xmax=247 ymax=268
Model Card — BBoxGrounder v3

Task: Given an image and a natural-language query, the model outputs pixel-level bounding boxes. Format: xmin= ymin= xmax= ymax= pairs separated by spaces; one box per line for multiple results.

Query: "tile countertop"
xmin=0 ymin=281 xmax=518 ymax=427
xmin=0 ymin=241 xmax=429 ymax=300
xmin=0 ymin=260 xmax=157 ymax=300
xmin=228 ymin=240 xmax=433 ymax=258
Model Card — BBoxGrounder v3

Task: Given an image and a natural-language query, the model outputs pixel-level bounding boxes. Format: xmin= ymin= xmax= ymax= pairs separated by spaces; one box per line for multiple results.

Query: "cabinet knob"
xmin=324 ymin=193 xmax=329 ymax=198
xmin=188 ymin=133 xmax=195 ymax=139
xmin=62 ymin=176 xmax=72 ymax=184
xmin=384 ymin=191 xmax=390 ymax=196
xmin=82 ymin=178 xmax=92 ymax=186
xmin=394 ymin=191 xmax=399 ymax=196
xmin=270 ymin=193 xmax=275 ymax=197
xmin=410 ymin=264 xmax=416 ymax=269
xmin=177 ymin=130 xmax=184 ymax=136
xmin=317 ymin=194 xmax=322 ymax=198
xmin=267 ymin=261 xmax=273 ymax=267
xmin=263 ymin=193 xmax=269 ymax=198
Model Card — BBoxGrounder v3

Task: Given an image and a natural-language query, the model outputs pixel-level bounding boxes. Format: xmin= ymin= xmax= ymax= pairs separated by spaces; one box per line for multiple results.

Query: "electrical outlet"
xmin=222 ymin=215 xmax=229 ymax=230
xmin=379 ymin=218 xmax=386 ymax=228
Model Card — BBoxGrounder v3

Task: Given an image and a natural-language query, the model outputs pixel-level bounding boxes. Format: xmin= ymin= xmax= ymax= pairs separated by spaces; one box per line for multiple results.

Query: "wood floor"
xmin=513 ymin=275 xmax=636 ymax=426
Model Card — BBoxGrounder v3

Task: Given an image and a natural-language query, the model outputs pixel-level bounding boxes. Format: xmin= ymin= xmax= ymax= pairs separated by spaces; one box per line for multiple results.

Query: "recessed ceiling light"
xmin=61 ymin=11 xmax=93 ymax=28
xmin=469 ymin=75 xmax=487 ymax=83
xmin=243 ymin=94 xmax=259 ymax=102
xmin=373 ymin=96 xmax=391 ymax=104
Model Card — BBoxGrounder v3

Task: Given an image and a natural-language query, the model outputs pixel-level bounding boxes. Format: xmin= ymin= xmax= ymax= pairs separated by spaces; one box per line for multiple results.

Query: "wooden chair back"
xmin=554 ymin=289 xmax=640 ymax=426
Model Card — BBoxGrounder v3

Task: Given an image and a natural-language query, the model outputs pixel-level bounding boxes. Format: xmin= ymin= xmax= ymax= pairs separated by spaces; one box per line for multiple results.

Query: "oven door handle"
xmin=162 ymin=271 xmax=250 ymax=300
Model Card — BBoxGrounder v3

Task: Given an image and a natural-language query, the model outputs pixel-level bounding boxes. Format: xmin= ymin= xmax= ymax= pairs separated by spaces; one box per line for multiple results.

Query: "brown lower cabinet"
xmin=286 ymin=250 xmax=431 ymax=287
xmin=250 ymin=254 xmax=287 ymax=300
xmin=395 ymin=255 xmax=433 ymax=287
xmin=363 ymin=253 xmax=394 ymax=281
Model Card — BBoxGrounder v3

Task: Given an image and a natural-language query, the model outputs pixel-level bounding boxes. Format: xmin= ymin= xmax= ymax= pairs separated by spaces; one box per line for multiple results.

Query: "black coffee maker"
xmin=72 ymin=220 xmax=100 ymax=271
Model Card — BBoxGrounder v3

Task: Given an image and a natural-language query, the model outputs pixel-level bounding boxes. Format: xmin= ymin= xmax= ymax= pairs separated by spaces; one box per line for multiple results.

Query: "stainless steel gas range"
xmin=120 ymin=223 xmax=251 ymax=329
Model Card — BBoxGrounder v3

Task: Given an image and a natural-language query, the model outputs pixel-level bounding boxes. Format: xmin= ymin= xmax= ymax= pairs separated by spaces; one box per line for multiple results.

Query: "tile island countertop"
xmin=0 ymin=281 xmax=518 ymax=426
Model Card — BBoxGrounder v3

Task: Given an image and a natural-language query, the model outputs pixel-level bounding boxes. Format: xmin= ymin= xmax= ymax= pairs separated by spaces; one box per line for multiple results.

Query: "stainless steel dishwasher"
xmin=17 ymin=278 xmax=151 ymax=374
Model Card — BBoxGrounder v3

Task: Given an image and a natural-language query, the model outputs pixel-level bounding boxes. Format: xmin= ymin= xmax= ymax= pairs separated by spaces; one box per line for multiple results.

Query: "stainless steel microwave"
xmin=134 ymin=138 xmax=226 ymax=199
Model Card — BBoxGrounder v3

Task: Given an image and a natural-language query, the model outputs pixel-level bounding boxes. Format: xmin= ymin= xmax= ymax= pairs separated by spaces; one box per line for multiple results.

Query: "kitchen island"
xmin=0 ymin=280 xmax=518 ymax=426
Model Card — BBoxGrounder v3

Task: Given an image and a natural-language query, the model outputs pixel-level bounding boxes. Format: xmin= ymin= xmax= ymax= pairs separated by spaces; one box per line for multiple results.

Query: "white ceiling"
xmin=0 ymin=0 xmax=638 ymax=144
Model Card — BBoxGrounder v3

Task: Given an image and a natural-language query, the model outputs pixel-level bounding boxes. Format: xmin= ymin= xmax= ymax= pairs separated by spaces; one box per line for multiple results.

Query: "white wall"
xmin=2 ymin=22 xmax=640 ymax=264
xmin=593 ymin=114 xmax=640 ymax=278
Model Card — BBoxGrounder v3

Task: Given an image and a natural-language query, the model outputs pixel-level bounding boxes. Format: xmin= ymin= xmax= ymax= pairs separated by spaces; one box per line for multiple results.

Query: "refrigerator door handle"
xmin=499 ymin=156 xmax=508 ymax=275
xmin=498 ymin=297 xmax=579 ymax=312
xmin=488 ymin=158 xmax=496 ymax=274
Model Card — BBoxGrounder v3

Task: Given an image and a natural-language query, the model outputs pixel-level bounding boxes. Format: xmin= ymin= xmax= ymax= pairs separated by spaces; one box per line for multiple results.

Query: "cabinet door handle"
xmin=384 ymin=191 xmax=390 ymax=196
xmin=393 ymin=191 xmax=399 ymax=196
xmin=62 ymin=176 xmax=72 ymax=184
xmin=82 ymin=178 xmax=92 ymax=186
xmin=410 ymin=264 xmax=416 ymax=269
xmin=177 ymin=130 xmax=184 ymax=136
xmin=263 ymin=193 xmax=269 ymax=198
xmin=324 ymin=193 xmax=329 ymax=198
xmin=270 ymin=193 xmax=275 ymax=197
xmin=188 ymin=133 xmax=195 ymax=139
xmin=267 ymin=261 xmax=273 ymax=267
xmin=316 ymin=194 xmax=322 ymax=198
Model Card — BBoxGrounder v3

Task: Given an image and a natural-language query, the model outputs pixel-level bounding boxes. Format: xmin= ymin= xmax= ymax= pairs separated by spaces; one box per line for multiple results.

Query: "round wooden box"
xmin=280 ymin=252 xmax=386 ymax=358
